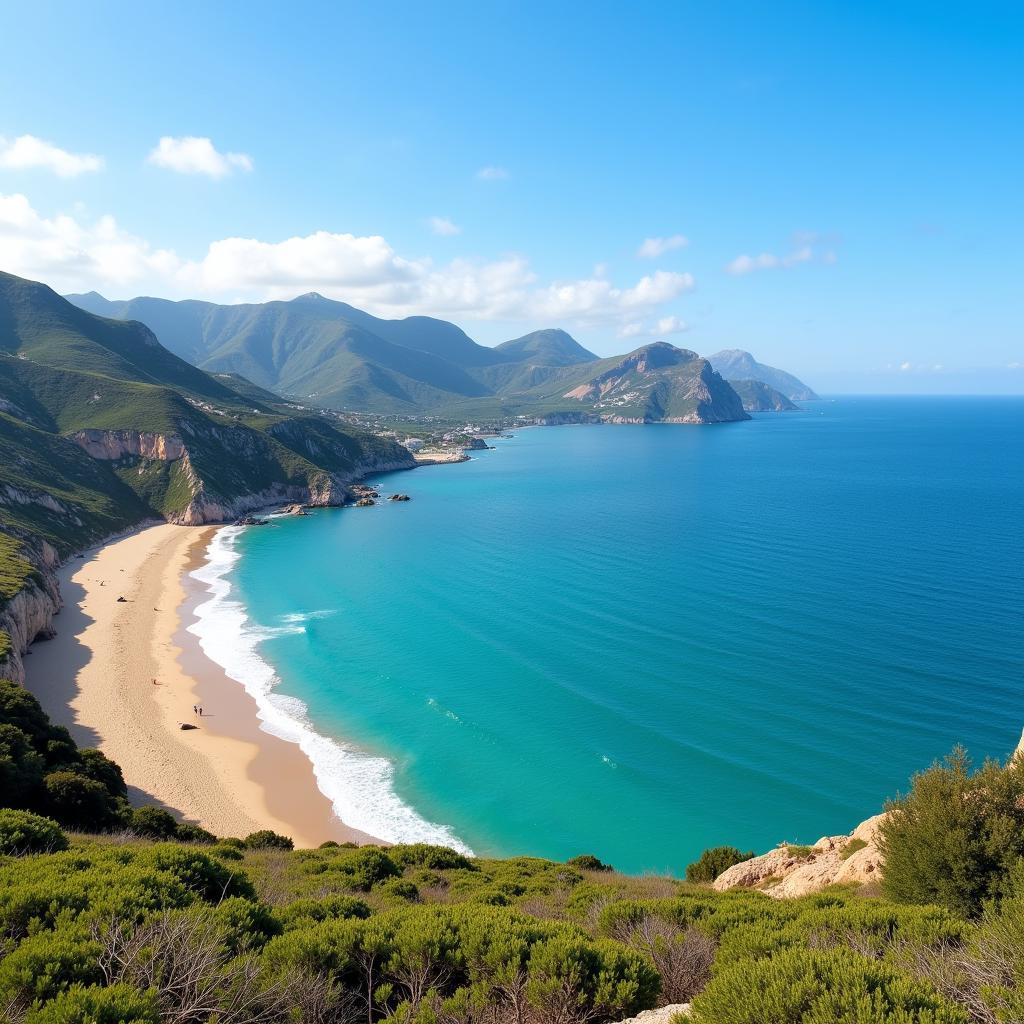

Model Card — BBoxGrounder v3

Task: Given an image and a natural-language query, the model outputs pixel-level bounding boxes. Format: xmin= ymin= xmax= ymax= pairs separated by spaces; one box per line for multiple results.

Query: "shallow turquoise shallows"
xmin=213 ymin=397 xmax=1023 ymax=875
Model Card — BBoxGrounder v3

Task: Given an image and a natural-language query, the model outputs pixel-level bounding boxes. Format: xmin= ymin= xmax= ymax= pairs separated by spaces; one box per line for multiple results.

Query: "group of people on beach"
xmin=192 ymin=704 xmax=204 ymax=716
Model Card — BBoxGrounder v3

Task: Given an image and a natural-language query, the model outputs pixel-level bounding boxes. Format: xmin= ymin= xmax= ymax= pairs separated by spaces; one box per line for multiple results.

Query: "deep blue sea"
xmin=190 ymin=397 xmax=1024 ymax=875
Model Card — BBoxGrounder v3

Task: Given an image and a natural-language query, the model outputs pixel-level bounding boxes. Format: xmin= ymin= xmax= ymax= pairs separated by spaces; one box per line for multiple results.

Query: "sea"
xmin=188 ymin=396 xmax=1024 ymax=875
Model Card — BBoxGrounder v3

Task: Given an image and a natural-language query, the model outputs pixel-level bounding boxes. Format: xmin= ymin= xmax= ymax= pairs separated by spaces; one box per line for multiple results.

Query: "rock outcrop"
xmin=70 ymin=429 xmax=186 ymax=462
xmin=612 ymin=1004 xmax=691 ymax=1024
xmin=712 ymin=813 xmax=888 ymax=898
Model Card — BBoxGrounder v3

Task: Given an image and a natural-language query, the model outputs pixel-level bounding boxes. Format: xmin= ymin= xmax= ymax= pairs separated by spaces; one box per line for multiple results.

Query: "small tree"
xmin=685 ymin=846 xmax=755 ymax=884
xmin=878 ymin=747 xmax=1024 ymax=917
xmin=130 ymin=806 xmax=180 ymax=840
xmin=243 ymin=829 xmax=294 ymax=851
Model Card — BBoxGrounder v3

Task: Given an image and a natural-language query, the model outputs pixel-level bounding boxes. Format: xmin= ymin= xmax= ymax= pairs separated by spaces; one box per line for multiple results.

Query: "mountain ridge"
xmin=67 ymin=291 xmax=788 ymax=424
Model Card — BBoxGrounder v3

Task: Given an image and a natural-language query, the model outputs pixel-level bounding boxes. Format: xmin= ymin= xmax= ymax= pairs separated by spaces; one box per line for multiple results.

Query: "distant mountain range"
xmin=66 ymin=290 xmax=817 ymax=422
xmin=707 ymin=349 xmax=819 ymax=402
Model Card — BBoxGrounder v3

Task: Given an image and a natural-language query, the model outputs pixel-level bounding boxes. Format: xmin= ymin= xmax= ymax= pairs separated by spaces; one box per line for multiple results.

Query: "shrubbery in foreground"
xmin=4 ymin=672 xmax=1024 ymax=1022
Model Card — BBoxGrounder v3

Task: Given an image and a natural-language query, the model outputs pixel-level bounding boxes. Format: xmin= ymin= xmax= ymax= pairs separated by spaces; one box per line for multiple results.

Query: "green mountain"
xmin=67 ymin=291 xmax=756 ymax=422
xmin=707 ymin=349 xmax=818 ymax=401
xmin=493 ymin=328 xmax=598 ymax=367
xmin=67 ymin=291 xmax=504 ymax=413
xmin=548 ymin=342 xmax=749 ymax=423
xmin=728 ymin=378 xmax=799 ymax=412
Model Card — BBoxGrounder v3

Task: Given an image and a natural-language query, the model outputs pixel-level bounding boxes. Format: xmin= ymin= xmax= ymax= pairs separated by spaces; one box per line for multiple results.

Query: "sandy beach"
xmin=23 ymin=524 xmax=377 ymax=847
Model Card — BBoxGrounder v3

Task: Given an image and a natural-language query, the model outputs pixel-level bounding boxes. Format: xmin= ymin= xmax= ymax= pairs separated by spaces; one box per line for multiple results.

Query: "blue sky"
xmin=1 ymin=1 xmax=1021 ymax=392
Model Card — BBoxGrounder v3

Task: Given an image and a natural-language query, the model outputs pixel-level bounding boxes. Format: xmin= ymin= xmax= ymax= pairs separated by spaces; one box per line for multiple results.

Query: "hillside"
xmin=707 ymin=349 xmax=818 ymax=401
xmin=493 ymin=328 xmax=599 ymax=366
xmin=728 ymin=378 xmax=799 ymax=412
xmin=552 ymin=343 xmax=749 ymax=423
xmin=0 ymin=272 xmax=414 ymax=679
xmin=67 ymin=291 xmax=767 ymax=423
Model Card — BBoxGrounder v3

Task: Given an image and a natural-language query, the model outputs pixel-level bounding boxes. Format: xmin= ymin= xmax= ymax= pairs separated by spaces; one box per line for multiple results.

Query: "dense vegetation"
xmin=2 ymin=675 xmax=1024 ymax=1022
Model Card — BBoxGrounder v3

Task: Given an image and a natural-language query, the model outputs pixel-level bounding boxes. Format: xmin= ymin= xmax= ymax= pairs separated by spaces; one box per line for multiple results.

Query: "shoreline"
xmin=23 ymin=523 xmax=379 ymax=847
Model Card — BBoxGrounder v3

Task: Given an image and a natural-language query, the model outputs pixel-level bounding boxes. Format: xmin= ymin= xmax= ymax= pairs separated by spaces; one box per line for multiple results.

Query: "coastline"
xmin=23 ymin=523 xmax=379 ymax=847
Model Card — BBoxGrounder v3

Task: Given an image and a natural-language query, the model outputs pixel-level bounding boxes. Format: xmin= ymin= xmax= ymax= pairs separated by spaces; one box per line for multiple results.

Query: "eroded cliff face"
xmin=0 ymin=539 xmax=61 ymax=685
xmin=68 ymin=428 xmax=417 ymax=526
xmin=71 ymin=429 xmax=186 ymax=461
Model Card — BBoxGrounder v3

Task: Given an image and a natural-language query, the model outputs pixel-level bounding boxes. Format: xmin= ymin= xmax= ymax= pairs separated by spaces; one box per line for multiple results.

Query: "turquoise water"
xmin=211 ymin=397 xmax=1023 ymax=875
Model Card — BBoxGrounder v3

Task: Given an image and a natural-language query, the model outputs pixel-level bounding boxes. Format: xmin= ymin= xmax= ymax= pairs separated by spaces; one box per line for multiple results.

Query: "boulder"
xmin=713 ymin=813 xmax=890 ymax=898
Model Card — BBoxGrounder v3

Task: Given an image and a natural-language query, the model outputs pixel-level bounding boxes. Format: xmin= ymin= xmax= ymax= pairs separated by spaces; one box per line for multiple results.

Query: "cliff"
xmin=0 ymin=537 xmax=61 ymax=685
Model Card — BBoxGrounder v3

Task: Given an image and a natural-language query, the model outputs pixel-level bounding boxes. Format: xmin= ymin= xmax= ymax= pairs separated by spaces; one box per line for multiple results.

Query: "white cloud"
xmin=637 ymin=234 xmax=688 ymax=259
xmin=476 ymin=165 xmax=509 ymax=181
xmin=726 ymin=233 xmax=836 ymax=275
xmin=0 ymin=192 xmax=179 ymax=287
xmin=618 ymin=315 xmax=689 ymax=339
xmin=0 ymin=135 xmax=103 ymax=178
xmin=654 ymin=315 xmax=688 ymax=335
xmin=0 ymin=191 xmax=695 ymax=328
xmin=900 ymin=361 xmax=912 ymax=371
xmin=147 ymin=136 xmax=253 ymax=179
xmin=427 ymin=216 xmax=461 ymax=236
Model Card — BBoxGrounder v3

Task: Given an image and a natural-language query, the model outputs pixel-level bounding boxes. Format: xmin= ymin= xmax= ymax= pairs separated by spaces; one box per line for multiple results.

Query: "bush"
xmin=686 ymin=846 xmax=756 ymax=883
xmin=175 ymin=822 xmax=217 ymax=844
xmin=129 ymin=805 xmax=179 ymax=840
xmin=390 ymin=842 xmax=474 ymax=871
xmin=841 ymin=837 xmax=868 ymax=860
xmin=0 ymin=929 xmax=102 ymax=1012
xmin=75 ymin=748 xmax=128 ymax=798
xmin=0 ymin=808 xmax=68 ymax=855
xmin=278 ymin=894 xmax=372 ymax=929
xmin=691 ymin=947 xmax=969 ymax=1023
xmin=0 ymin=722 xmax=45 ymax=807
xmin=380 ymin=878 xmax=420 ymax=901
xmin=44 ymin=771 xmax=125 ymax=829
xmin=879 ymin=747 xmax=1024 ymax=917
xmin=566 ymin=853 xmax=613 ymax=872
xmin=23 ymin=983 xmax=159 ymax=1024
xmin=243 ymin=829 xmax=294 ymax=850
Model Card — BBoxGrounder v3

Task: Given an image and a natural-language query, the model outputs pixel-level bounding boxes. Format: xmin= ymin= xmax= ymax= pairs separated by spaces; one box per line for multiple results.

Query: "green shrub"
xmin=879 ymin=747 xmax=1024 ymax=916
xmin=785 ymin=845 xmax=816 ymax=858
xmin=691 ymin=947 xmax=969 ymax=1023
xmin=23 ymin=983 xmax=159 ymax=1024
xmin=380 ymin=878 xmax=420 ymax=902
xmin=0 ymin=808 xmax=68 ymax=854
xmin=686 ymin=846 xmax=756 ymax=883
xmin=75 ymin=748 xmax=128 ymax=798
xmin=841 ymin=837 xmax=868 ymax=860
xmin=44 ymin=771 xmax=125 ymax=829
xmin=324 ymin=846 xmax=401 ymax=890
xmin=0 ymin=722 xmax=45 ymax=807
xmin=129 ymin=805 xmax=179 ymax=840
xmin=390 ymin=842 xmax=474 ymax=871
xmin=278 ymin=894 xmax=372 ymax=929
xmin=566 ymin=853 xmax=613 ymax=872
xmin=142 ymin=844 xmax=255 ymax=902
xmin=0 ymin=929 xmax=102 ymax=1012
xmin=210 ymin=842 xmax=244 ymax=861
xmin=243 ymin=829 xmax=294 ymax=850
xmin=174 ymin=822 xmax=217 ymax=844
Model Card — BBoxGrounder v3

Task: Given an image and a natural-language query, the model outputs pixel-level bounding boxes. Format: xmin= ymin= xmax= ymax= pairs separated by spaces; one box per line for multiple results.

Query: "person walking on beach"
xmin=192 ymin=704 xmax=197 ymax=715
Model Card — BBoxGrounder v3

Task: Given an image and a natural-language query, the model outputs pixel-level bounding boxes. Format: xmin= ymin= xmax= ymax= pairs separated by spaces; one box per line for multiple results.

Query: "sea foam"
xmin=187 ymin=527 xmax=473 ymax=853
